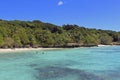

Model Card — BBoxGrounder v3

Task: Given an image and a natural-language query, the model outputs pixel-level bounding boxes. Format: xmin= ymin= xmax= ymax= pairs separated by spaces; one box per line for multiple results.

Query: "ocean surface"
xmin=0 ymin=46 xmax=120 ymax=80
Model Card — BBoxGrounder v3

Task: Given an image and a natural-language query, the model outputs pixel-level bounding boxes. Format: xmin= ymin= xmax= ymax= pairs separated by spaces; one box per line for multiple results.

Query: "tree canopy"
xmin=0 ymin=19 xmax=119 ymax=48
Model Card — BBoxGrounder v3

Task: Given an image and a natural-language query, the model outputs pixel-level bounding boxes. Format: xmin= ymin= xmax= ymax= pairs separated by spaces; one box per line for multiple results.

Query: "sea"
xmin=0 ymin=46 xmax=120 ymax=80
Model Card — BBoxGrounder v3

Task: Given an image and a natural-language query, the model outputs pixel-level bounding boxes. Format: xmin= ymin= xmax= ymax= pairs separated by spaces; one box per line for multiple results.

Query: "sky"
xmin=0 ymin=0 xmax=120 ymax=31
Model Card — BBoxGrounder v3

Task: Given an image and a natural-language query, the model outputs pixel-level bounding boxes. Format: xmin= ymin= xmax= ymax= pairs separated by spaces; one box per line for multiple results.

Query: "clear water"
xmin=0 ymin=46 xmax=120 ymax=80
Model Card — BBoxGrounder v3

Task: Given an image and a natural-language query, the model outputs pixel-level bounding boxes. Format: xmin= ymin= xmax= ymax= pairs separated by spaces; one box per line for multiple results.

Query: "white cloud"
xmin=58 ymin=1 xmax=64 ymax=6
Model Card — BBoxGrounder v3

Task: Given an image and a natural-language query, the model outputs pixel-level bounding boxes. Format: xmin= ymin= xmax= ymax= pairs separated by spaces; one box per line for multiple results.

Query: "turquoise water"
xmin=0 ymin=46 xmax=120 ymax=80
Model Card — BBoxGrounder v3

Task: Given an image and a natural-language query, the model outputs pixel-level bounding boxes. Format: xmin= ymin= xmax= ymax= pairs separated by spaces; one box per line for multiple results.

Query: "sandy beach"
xmin=0 ymin=48 xmax=63 ymax=53
xmin=98 ymin=44 xmax=118 ymax=47
xmin=0 ymin=45 xmax=117 ymax=53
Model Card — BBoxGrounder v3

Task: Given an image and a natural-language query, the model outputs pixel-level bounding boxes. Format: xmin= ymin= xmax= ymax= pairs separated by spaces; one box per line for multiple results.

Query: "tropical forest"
xmin=0 ymin=19 xmax=120 ymax=48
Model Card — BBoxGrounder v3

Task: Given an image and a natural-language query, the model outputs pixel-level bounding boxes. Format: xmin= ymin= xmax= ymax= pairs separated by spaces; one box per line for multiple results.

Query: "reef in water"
xmin=34 ymin=66 xmax=104 ymax=80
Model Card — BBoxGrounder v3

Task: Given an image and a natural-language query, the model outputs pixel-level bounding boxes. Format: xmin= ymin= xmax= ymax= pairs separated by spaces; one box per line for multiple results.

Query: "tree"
xmin=12 ymin=34 xmax=22 ymax=47
xmin=4 ymin=37 xmax=14 ymax=48
xmin=0 ymin=34 xmax=4 ymax=47
xmin=100 ymin=35 xmax=113 ymax=45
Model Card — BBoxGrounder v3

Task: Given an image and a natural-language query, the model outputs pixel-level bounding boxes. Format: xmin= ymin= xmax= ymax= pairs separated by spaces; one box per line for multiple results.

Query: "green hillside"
xmin=0 ymin=19 xmax=120 ymax=48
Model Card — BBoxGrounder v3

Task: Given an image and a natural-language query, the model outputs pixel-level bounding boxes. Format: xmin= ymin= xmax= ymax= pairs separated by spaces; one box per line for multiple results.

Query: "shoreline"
xmin=0 ymin=48 xmax=63 ymax=53
xmin=98 ymin=44 xmax=119 ymax=47
xmin=0 ymin=45 xmax=119 ymax=53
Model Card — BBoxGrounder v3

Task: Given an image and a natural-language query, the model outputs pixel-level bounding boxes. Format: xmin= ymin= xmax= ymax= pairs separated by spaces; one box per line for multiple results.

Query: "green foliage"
xmin=12 ymin=34 xmax=22 ymax=47
xmin=0 ymin=19 xmax=119 ymax=48
xmin=100 ymin=34 xmax=113 ymax=45
xmin=0 ymin=34 xmax=4 ymax=46
xmin=4 ymin=37 xmax=14 ymax=48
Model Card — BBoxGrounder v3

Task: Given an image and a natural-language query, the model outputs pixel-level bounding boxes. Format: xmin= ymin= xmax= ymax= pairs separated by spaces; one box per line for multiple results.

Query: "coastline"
xmin=98 ymin=44 xmax=119 ymax=47
xmin=0 ymin=44 xmax=97 ymax=53
xmin=0 ymin=48 xmax=63 ymax=53
xmin=0 ymin=44 xmax=119 ymax=53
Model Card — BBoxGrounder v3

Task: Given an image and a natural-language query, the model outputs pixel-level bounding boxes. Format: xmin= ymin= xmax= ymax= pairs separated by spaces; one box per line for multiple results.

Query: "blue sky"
xmin=0 ymin=0 xmax=120 ymax=31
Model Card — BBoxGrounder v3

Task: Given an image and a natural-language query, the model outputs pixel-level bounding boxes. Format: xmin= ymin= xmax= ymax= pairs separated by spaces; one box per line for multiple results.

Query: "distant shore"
xmin=0 ymin=44 xmax=98 ymax=53
xmin=98 ymin=44 xmax=120 ymax=47
xmin=0 ymin=48 xmax=63 ymax=53
xmin=0 ymin=44 xmax=119 ymax=53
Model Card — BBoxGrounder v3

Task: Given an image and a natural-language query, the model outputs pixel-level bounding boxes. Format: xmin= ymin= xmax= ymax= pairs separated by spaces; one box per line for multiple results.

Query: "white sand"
xmin=0 ymin=48 xmax=62 ymax=53
xmin=98 ymin=44 xmax=117 ymax=47
xmin=98 ymin=45 xmax=107 ymax=47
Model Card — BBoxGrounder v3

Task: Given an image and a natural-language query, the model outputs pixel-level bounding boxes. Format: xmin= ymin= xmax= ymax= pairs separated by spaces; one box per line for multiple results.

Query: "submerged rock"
xmin=34 ymin=66 xmax=104 ymax=80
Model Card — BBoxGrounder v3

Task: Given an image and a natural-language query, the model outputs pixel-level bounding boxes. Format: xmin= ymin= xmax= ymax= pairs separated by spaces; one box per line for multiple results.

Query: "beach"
xmin=0 ymin=45 xmax=117 ymax=53
xmin=0 ymin=48 xmax=63 ymax=53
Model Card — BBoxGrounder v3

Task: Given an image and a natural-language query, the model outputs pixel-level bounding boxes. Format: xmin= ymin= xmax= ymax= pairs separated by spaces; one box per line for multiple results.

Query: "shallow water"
xmin=0 ymin=46 xmax=120 ymax=80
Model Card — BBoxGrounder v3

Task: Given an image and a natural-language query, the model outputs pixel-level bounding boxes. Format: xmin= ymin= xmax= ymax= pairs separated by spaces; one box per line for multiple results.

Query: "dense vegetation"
xmin=0 ymin=19 xmax=120 ymax=48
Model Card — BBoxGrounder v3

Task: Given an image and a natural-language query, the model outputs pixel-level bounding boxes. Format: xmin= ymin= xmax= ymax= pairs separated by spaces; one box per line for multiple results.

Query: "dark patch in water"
xmin=34 ymin=66 xmax=104 ymax=80
xmin=100 ymin=70 xmax=120 ymax=79
xmin=29 ymin=64 xmax=38 ymax=67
